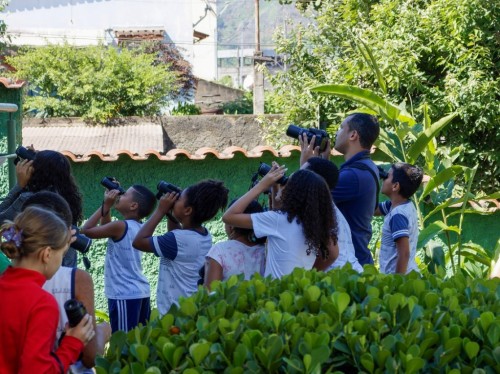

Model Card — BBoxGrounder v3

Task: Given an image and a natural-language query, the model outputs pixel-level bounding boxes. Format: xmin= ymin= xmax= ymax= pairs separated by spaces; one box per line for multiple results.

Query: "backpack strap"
xmin=346 ymin=161 xmax=380 ymax=210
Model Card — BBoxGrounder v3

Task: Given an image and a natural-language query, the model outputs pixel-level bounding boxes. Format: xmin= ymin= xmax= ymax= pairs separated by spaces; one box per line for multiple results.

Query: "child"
xmin=81 ymin=184 xmax=156 ymax=333
xmin=376 ymin=162 xmax=423 ymax=274
xmin=204 ymin=199 xmax=266 ymax=289
xmin=301 ymin=157 xmax=363 ymax=273
xmin=0 ymin=207 xmax=94 ymax=373
xmin=133 ymin=179 xmax=229 ymax=316
xmin=223 ymin=164 xmax=339 ymax=279
xmin=23 ymin=191 xmax=111 ymax=373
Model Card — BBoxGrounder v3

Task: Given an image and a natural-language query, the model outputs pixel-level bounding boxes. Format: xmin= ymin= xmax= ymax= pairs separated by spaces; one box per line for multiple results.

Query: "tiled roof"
xmin=22 ymin=122 xmax=322 ymax=162
xmin=0 ymin=77 xmax=25 ymax=88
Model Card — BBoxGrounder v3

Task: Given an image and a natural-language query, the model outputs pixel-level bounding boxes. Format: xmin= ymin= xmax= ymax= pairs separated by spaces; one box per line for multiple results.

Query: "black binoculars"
xmin=286 ymin=125 xmax=329 ymax=152
xmin=64 ymin=299 xmax=87 ymax=327
xmin=156 ymin=181 xmax=182 ymax=200
xmin=100 ymin=177 xmax=125 ymax=195
xmin=13 ymin=146 xmax=37 ymax=165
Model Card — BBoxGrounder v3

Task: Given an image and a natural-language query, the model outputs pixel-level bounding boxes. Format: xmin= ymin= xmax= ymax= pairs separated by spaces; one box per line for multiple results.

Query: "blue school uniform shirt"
xmin=332 ymin=150 xmax=379 ymax=265
xmin=150 ymin=228 xmax=212 ymax=315
xmin=379 ymin=200 xmax=420 ymax=274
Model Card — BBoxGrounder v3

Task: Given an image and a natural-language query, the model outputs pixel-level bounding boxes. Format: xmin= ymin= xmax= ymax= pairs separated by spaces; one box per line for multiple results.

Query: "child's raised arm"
xmin=81 ymin=190 xmax=124 ymax=241
xmin=223 ymin=162 xmax=287 ymax=229
xmin=133 ymin=192 xmax=178 ymax=253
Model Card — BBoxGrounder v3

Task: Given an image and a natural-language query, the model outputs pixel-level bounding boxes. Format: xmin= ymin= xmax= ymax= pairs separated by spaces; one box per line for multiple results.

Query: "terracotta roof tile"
xmin=22 ymin=122 xmax=344 ymax=162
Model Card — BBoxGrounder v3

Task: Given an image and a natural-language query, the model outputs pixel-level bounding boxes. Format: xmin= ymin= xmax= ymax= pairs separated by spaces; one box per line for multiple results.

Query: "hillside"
xmin=217 ymin=0 xmax=308 ymax=50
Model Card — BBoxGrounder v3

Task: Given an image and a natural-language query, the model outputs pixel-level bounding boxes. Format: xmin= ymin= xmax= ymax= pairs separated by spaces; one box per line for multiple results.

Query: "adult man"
xmin=300 ymin=113 xmax=380 ymax=265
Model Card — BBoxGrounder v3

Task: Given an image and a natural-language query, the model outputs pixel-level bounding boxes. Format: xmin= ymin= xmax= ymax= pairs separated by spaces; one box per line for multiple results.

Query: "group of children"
xmin=0 ymin=139 xmax=424 ymax=373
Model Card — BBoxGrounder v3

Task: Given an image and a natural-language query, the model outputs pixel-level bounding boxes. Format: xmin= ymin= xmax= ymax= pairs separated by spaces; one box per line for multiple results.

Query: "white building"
xmin=2 ymin=0 xmax=218 ymax=81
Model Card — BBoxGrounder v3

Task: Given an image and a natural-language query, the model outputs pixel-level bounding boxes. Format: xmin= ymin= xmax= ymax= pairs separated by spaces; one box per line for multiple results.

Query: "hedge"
xmin=96 ymin=266 xmax=500 ymax=373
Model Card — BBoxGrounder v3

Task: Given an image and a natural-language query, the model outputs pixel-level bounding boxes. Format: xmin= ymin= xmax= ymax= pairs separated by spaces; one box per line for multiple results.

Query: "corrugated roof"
xmin=22 ymin=123 xmax=322 ymax=162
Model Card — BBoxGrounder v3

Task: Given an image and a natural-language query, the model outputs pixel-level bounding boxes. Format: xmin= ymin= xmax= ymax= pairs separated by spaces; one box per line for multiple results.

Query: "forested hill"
xmin=217 ymin=0 xmax=307 ymax=50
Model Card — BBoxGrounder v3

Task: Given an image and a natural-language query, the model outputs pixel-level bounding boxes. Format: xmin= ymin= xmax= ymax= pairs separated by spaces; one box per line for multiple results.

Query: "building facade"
xmin=2 ymin=0 xmax=217 ymax=80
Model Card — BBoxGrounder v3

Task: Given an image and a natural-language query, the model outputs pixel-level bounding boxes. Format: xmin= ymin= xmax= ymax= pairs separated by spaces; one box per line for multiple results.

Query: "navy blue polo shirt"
xmin=332 ymin=150 xmax=379 ymax=266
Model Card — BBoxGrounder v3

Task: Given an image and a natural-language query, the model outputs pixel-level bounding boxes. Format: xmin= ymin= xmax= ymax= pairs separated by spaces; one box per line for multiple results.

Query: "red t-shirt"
xmin=0 ymin=266 xmax=84 ymax=373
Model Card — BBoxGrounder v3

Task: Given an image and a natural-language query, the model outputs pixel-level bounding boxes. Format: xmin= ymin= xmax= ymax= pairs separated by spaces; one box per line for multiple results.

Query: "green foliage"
xmin=266 ymin=0 xmax=500 ymax=192
xmin=312 ymin=80 xmax=499 ymax=277
xmin=0 ymin=1 xmax=8 ymax=51
xmin=170 ymin=102 xmax=201 ymax=116
xmin=6 ymin=43 xmax=179 ymax=123
xmin=217 ymin=75 xmax=234 ymax=88
xmin=222 ymin=92 xmax=253 ymax=114
xmin=96 ymin=268 xmax=500 ymax=373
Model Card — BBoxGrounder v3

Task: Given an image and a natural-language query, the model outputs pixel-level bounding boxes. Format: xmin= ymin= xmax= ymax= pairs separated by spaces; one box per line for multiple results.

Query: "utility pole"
xmin=253 ymin=0 xmax=265 ymax=114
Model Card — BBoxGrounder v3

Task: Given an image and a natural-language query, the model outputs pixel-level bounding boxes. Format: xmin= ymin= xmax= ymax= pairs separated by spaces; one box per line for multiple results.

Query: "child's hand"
xmin=15 ymin=159 xmax=34 ymax=189
xmin=158 ymin=192 xmax=179 ymax=215
xmin=65 ymin=314 xmax=95 ymax=346
xmin=259 ymin=162 xmax=287 ymax=189
xmin=103 ymin=189 xmax=120 ymax=206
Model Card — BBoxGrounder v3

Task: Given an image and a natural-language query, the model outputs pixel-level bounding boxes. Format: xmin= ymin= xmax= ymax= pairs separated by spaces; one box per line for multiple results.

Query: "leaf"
xmin=360 ymin=352 xmax=374 ymax=373
xmin=407 ymin=113 xmax=457 ymax=163
xmin=331 ymin=291 xmax=350 ymax=316
xmin=311 ymin=84 xmax=413 ymax=124
xmin=189 ymin=342 xmax=211 ymax=366
xmin=130 ymin=344 xmax=149 ymax=364
xmin=419 ymin=166 xmax=467 ymax=203
xmin=355 ymin=38 xmax=387 ymax=95
xmin=418 ymin=221 xmax=460 ymax=249
xmin=464 ymin=341 xmax=480 ymax=360
xmin=305 ymin=285 xmax=321 ymax=302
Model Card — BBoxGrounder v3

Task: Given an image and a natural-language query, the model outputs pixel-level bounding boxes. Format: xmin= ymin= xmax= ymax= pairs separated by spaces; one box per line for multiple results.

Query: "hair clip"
xmin=2 ymin=227 xmax=23 ymax=248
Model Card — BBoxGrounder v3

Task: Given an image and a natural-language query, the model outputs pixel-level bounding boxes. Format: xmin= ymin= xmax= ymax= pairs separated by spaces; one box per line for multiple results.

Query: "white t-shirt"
xmin=379 ymin=200 xmax=419 ymax=274
xmin=327 ymin=205 xmax=363 ymax=273
xmin=151 ymin=228 xmax=212 ymax=315
xmin=105 ymin=220 xmax=150 ymax=300
xmin=43 ymin=267 xmax=93 ymax=374
xmin=251 ymin=211 xmax=316 ymax=279
xmin=206 ymin=240 xmax=265 ymax=281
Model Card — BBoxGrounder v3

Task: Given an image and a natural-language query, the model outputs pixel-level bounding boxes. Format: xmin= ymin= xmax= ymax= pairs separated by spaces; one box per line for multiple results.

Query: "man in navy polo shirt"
xmin=331 ymin=113 xmax=380 ymax=265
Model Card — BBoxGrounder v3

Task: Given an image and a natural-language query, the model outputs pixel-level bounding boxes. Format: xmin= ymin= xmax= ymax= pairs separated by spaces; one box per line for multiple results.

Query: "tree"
xmin=6 ymin=43 xmax=180 ymax=123
xmin=265 ymin=0 xmax=500 ymax=192
xmin=0 ymin=1 xmax=9 ymax=51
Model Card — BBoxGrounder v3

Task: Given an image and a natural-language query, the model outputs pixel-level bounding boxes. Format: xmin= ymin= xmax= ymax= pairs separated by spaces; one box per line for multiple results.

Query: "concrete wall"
xmin=194 ymin=79 xmax=245 ymax=112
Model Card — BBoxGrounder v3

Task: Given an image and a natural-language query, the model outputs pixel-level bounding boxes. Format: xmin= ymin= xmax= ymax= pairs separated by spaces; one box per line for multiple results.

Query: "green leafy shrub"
xmin=170 ymin=102 xmax=201 ymax=116
xmin=6 ymin=43 xmax=179 ymax=123
xmin=96 ymin=267 xmax=500 ymax=373
xmin=222 ymin=92 xmax=253 ymax=114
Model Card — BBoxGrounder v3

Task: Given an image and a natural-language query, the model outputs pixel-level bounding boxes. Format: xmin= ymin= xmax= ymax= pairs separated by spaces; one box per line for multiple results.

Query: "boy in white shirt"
xmin=375 ymin=162 xmax=423 ymax=274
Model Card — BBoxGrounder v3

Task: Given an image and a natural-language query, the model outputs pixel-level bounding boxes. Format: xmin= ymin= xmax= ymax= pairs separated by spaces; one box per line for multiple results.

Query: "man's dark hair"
xmin=391 ymin=162 xmax=424 ymax=199
xmin=185 ymin=179 xmax=229 ymax=226
xmin=304 ymin=157 xmax=339 ymax=190
xmin=131 ymin=185 xmax=157 ymax=219
xmin=22 ymin=190 xmax=73 ymax=226
xmin=345 ymin=113 xmax=380 ymax=149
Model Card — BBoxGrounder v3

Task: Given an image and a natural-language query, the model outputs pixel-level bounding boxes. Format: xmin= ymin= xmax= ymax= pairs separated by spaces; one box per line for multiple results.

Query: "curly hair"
xmin=27 ymin=150 xmax=83 ymax=224
xmin=228 ymin=199 xmax=267 ymax=245
xmin=1 ymin=206 xmax=70 ymax=260
xmin=279 ymin=169 xmax=337 ymax=259
xmin=185 ymin=179 xmax=229 ymax=226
